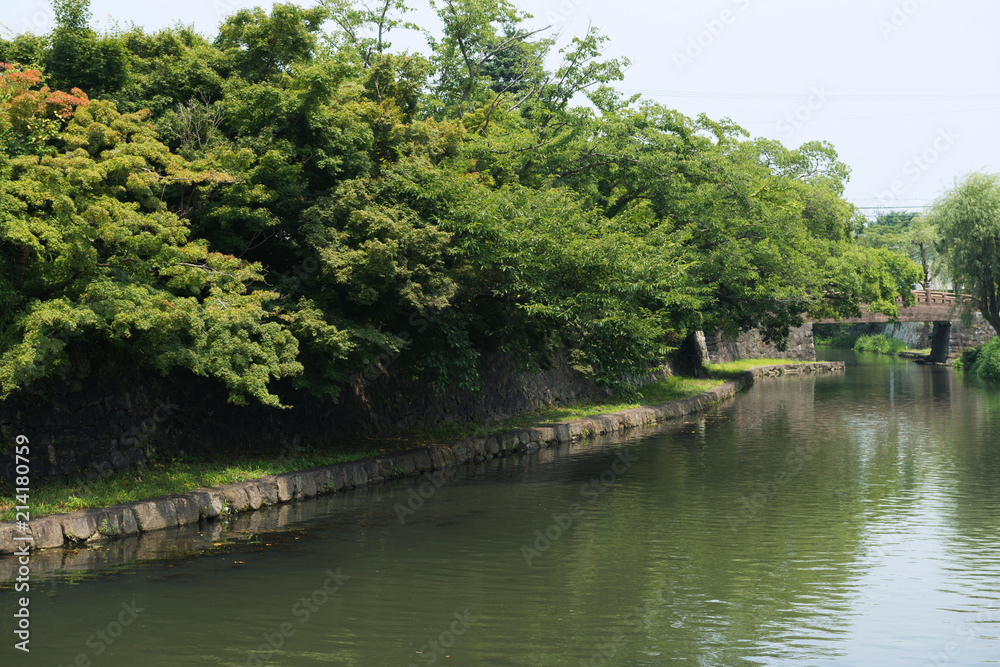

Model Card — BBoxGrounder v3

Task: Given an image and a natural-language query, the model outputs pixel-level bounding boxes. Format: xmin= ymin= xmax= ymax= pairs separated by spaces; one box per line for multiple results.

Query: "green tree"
xmin=0 ymin=4 xmax=926 ymax=408
xmin=113 ymin=26 xmax=226 ymax=118
xmin=860 ymin=210 xmax=941 ymax=289
xmin=428 ymin=0 xmax=549 ymax=119
xmin=926 ymin=172 xmax=1000 ymax=334
xmin=319 ymin=0 xmax=416 ymax=67
xmin=0 ymin=67 xmax=301 ymax=406
xmin=0 ymin=33 xmax=47 ymax=68
xmin=43 ymin=0 xmax=129 ymax=95
xmin=477 ymin=23 xmax=546 ymax=96
xmin=51 ymin=0 xmax=90 ymax=30
xmin=214 ymin=3 xmax=329 ymax=83
xmin=501 ymin=94 xmax=919 ymax=344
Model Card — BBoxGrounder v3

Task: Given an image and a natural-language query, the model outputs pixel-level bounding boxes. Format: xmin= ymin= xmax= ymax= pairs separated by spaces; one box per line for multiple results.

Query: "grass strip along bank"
xmin=0 ymin=361 xmax=800 ymax=523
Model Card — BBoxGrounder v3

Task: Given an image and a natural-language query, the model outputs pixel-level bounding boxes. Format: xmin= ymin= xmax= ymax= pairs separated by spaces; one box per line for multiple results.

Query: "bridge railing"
xmin=907 ymin=290 xmax=973 ymax=306
xmin=811 ymin=290 xmax=975 ymax=324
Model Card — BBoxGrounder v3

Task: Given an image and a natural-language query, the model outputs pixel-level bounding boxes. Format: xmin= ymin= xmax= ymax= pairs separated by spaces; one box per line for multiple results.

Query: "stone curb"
xmin=0 ymin=362 xmax=844 ymax=555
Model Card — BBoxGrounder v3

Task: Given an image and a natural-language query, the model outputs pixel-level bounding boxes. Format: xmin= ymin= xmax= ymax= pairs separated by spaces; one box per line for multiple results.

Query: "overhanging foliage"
xmin=0 ymin=1 xmax=922 ymax=405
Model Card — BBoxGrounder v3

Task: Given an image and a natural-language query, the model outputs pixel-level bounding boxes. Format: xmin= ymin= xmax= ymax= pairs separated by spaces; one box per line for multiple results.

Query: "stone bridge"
xmin=696 ymin=291 xmax=992 ymax=368
xmin=812 ymin=290 xmax=987 ymax=362
xmin=812 ymin=290 xmax=967 ymax=325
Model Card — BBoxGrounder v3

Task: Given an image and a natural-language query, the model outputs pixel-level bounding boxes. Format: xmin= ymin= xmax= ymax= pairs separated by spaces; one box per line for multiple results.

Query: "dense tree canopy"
xmin=0 ymin=0 xmax=921 ymax=405
xmin=0 ymin=65 xmax=301 ymax=406
xmin=926 ymin=172 xmax=1000 ymax=334
xmin=859 ymin=210 xmax=942 ymax=290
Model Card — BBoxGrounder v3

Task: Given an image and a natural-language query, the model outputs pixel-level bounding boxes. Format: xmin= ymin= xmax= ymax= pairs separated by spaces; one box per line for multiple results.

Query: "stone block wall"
xmin=0 ymin=323 xmax=824 ymax=486
xmin=0 ymin=353 xmax=181 ymax=485
xmin=0 ymin=349 xmax=612 ymax=484
xmin=883 ymin=322 xmax=932 ymax=349
xmin=949 ymin=315 xmax=995 ymax=356
xmin=703 ymin=324 xmax=816 ymax=365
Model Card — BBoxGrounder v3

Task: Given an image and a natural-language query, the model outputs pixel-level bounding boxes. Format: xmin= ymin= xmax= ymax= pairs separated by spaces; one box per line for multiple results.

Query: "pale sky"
xmin=6 ymin=0 xmax=1000 ymax=217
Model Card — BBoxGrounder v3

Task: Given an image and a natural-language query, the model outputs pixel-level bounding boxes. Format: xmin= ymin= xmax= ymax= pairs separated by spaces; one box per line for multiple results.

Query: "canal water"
xmin=4 ymin=351 xmax=1000 ymax=666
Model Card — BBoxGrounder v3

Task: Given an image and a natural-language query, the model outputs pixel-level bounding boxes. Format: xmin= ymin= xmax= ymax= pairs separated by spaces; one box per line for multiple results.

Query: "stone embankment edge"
xmin=0 ymin=362 xmax=844 ymax=555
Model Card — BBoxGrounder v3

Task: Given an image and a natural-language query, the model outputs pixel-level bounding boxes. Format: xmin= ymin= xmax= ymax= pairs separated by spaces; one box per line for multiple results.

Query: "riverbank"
xmin=1 ymin=374 xmax=724 ymax=523
xmin=0 ymin=362 xmax=844 ymax=556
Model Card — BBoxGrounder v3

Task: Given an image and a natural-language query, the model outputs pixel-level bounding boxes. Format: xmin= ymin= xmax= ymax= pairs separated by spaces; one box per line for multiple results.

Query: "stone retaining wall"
xmin=948 ymin=315 xmax=995 ymax=357
xmin=703 ymin=324 xmax=816 ymax=364
xmin=0 ymin=362 xmax=844 ymax=556
xmin=0 ymin=348 xmax=613 ymax=485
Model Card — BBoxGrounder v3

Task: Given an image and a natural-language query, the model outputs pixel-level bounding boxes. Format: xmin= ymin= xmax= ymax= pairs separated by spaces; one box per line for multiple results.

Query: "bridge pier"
xmin=928 ymin=321 xmax=952 ymax=363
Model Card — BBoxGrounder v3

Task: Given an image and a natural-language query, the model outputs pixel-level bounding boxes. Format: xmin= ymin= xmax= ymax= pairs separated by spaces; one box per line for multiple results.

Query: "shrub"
xmin=854 ymin=334 xmax=909 ymax=355
xmin=970 ymin=337 xmax=1000 ymax=381
xmin=815 ymin=324 xmax=888 ymax=349
xmin=814 ymin=324 xmax=861 ymax=348
xmin=955 ymin=343 xmax=985 ymax=371
xmin=829 ymin=331 xmax=861 ymax=348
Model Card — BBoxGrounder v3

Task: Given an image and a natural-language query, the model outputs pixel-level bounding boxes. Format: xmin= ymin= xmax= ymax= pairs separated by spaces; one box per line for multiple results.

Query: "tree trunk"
xmin=980 ymin=287 xmax=1000 ymax=336
xmin=919 ymin=244 xmax=930 ymax=288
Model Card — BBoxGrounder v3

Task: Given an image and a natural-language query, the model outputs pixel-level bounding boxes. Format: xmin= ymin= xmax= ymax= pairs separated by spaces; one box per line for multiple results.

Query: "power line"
xmin=855 ymin=206 xmax=933 ymax=210
xmin=619 ymin=89 xmax=1000 ymax=102
xmin=739 ymin=106 xmax=1000 ymax=125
